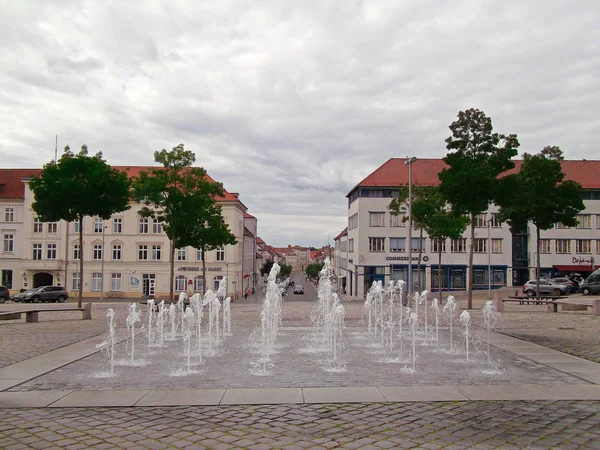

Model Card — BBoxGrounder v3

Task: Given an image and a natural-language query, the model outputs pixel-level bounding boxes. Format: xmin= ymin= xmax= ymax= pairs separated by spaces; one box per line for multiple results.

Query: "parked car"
xmin=12 ymin=286 xmax=69 ymax=303
xmin=581 ymin=269 xmax=600 ymax=295
xmin=522 ymin=279 xmax=568 ymax=297
xmin=550 ymin=277 xmax=578 ymax=294
xmin=0 ymin=286 xmax=10 ymax=303
xmin=293 ymin=284 xmax=304 ymax=294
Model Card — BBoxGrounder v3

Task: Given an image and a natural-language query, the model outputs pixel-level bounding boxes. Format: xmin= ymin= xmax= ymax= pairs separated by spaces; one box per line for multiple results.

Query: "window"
xmin=390 ymin=238 xmax=405 ymax=252
xmin=369 ymin=237 xmax=385 ymax=252
xmin=597 ymin=215 xmax=600 ymax=229
xmin=139 ymin=217 xmax=149 ymax=233
xmin=112 ymin=244 xmax=122 ymax=260
xmin=597 ymin=240 xmax=600 ymax=254
xmin=33 ymin=243 xmax=42 ymax=260
xmin=451 ymin=238 xmax=467 ymax=253
xmin=175 ymin=275 xmax=187 ymax=291
xmin=196 ymin=249 xmax=203 ymax=261
xmin=3 ymin=234 xmax=14 ymax=252
xmin=5 ymin=208 xmax=14 ymax=222
xmin=177 ymin=248 xmax=187 ymax=261
xmin=576 ymin=239 xmax=591 ymax=254
xmin=474 ymin=214 xmax=487 ymax=227
xmin=138 ymin=245 xmax=148 ymax=260
xmin=432 ymin=239 xmax=446 ymax=253
xmin=47 ymin=222 xmax=57 ymax=234
xmin=390 ymin=213 xmax=404 ymax=227
xmin=555 ymin=222 xmax=568 ymax=229
xmin=72 ymin=273 xmax=80 ymax=291
xmin=556 ymin=239 xmax=571 ymax=254
xmin=113 ymin=218 xmax=123 ymax=233
xmin=492 ymin=239 xmax=503 ymax=253
xmin=348 ymin=239 xmax=354 ymax=252
xmin=474 ymin=238 xmax=487 ymax=253
xmin=216 ymin=246 xmax=224 ymax=261
xmin=94 ymin=218 xmax=103 ymax=233
xmin=577 ymin=214 xmax=591 ymax=229
xmin=91 ymin=273 xmax=102 ymax=291
xmin=369 ymin=212 xmax=385 ymax=227
xmin=74 ymin=221 xmax=81 ymax=233
xmin=93 ymin=244 xmax=103 ymax=260
xmin=194 ymin=275 xmax=204 ymax=292
xmin=33 ymin=217 xmax=42 ymax=233
xmin=213 ymin=276 xmax=224 ymax=291
xmin=411 ymin=238 xmax=425 ymax=251
xmin=539 ymin=239 xmax=551 ymax=254
xmin=111 ymin=273 xmax=122 ymax=291
xmin=152 ymin=221 xmax=162 ymax=234
xmin=152 ymin=245 xmax=162 ymax=261
xmin=47 ymin=243 xmax=57 ymax=259
xmin=489 ymin=213 xmax=501 ymax=227
xmin=349 ymin=213 xmax=358 ymax=230
xmin=73 ymin=244 xmax=80 ymax=260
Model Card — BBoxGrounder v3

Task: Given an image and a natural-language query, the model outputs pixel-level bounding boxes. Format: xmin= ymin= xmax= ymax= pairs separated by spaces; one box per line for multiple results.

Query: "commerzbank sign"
xmin=385 ymin=255 xmax=429 ymax=262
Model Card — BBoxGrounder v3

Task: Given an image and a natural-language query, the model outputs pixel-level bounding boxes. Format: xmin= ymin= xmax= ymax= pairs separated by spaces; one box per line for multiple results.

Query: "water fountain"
xmin=168 ymin=303 xmax=177 ymax=341
xmin=125 ymin=303 xmax=141 ymax=364
xmin=182 ymin=307 xmax=195 ymax=374
xmin=431 ymin=298 xmax=440 ymax=346
xmin=482 ymin=300 xmax=500 ymax=366
xmin=443 ymin=295 xmax=458 ymax=352
xmin=460 ymin=310 xmax=471 ymax=360
xmin=96 ymin=308 xmax=116 ymax=376
xmin=223 ymin=297 xmax=232 ymax=337
xmin=157 ymin=300 xmax=166 ymax=347
xmin=189 ymin=293 xmax=203 ymax=363
xmin=146 ymin=299 xmax=155 ymax=350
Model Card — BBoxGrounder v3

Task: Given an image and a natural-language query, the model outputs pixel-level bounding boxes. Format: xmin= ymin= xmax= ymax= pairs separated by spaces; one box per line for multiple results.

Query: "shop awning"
xmin=553 ymin=265 xmax=594 ymax=273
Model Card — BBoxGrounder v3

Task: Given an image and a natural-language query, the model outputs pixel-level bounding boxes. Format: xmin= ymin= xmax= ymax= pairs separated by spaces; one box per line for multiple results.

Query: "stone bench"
xmin=494 ymin=294 xmax=599 ymax=316
xmin=0 ymin=303 xmax=92 ymax=322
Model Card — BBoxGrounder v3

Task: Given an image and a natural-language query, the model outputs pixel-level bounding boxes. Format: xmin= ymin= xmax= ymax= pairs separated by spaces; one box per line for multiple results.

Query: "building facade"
xmin=345 ymin=158 xmax=600 ymax=299
xmin=0 ymin=167 xmax=257 ymax=300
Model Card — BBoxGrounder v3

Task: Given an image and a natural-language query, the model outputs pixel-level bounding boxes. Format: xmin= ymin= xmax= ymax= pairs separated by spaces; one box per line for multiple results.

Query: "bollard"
xmin=494 ymin=291 xmax=504 ymax=313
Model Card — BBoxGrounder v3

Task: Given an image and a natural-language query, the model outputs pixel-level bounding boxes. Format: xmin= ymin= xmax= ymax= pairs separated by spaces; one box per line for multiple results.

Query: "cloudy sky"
xmin=1 ymin=1 xmax=598 ymax=247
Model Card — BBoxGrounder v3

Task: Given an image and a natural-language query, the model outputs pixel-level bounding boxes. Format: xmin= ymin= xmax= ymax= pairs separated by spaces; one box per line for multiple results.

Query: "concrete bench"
xmin=0 ymin=303 xmax=92 ymax=322
xmin=549 ymin=300 xmax=600 ymax=316
xmin=494 ymin=294 xmax=599 ymax=316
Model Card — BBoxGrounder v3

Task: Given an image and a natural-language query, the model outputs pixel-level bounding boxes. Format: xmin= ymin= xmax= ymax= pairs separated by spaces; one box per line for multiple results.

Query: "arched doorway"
xmin=33 ymin=272 xmax=53 ymax=288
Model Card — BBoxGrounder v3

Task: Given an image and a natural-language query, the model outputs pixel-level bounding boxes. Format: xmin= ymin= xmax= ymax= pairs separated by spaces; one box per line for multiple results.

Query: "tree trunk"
xmin=438 ymin=242 xmax=443 ymax=301
xmin=536 ymin=225 xmax=541 ymax=298
xmin=201 ymin=246 xmax=207 ymax=295
xmin=467 ymin=216 xmax=475 ymax=309
xmin=169 ymin=239 xmax=175 ymax=302
xmin=417 ymin=228 xmax=423 ymax=293
xmin=78 ymin=216 xmax=83 ymax=309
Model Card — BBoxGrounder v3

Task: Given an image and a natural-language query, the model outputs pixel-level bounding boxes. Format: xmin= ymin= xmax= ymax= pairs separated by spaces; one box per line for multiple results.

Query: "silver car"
xmin=522 ymin=279 xmax=568 ymax=297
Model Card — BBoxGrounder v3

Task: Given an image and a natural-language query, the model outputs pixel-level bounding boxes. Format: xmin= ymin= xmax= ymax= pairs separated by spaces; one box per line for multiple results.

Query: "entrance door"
xmin=33 ymin=272 xmax=53 ymax=288
xmin=142 ymin=274 xmax=156 ymax=296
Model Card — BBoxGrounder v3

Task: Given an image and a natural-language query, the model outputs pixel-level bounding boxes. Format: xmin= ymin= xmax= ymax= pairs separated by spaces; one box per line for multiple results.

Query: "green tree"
xmin=497 ymin=146 xmax=584 ymax=297
xmin=131 ymin=144 xmax=235 ymax=301
xmin=279 ymin=263 xmax=293 ymax=278
xmin=188 ymin=200 xmax=237 ymax=295
xmin=390 ymin=186 xmax=468 ymax=297
xmin=260 ymin=260 xmax=275 ymax=276
xmin=29 ymin=145 xmax=131 ymax=307
xmin=305 ymin=263 xmax=324 ymax=282
xmin=438 ymin=108 xmax=519 ymax=308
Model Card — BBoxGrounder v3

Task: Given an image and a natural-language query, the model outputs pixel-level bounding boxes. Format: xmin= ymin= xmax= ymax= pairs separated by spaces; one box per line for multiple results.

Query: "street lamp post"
xmin=405 ymin=156 xmax=417 ymax=299
xmin=100 ymin=224 xmax=107 ymax=302
xmin=487 ymin=218 xmax=492 ymax=299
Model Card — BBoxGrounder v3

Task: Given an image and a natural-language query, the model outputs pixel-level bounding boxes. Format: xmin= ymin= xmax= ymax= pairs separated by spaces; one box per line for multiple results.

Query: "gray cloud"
xmin=0 ymin=0 xmax=598 ymax=246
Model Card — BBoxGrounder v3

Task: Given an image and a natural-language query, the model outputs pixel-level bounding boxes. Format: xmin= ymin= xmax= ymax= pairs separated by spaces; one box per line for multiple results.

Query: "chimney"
xmin=230 ymin=192 xmax=239 ymax=198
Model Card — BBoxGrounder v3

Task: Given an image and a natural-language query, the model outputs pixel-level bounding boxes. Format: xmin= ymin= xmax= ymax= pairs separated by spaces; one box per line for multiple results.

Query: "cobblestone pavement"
xmin=1 ymin=401 xmax=599 ymax=449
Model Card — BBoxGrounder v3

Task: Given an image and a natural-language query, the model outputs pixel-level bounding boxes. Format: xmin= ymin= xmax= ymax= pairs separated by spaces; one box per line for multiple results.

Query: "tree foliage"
xmin=279 ymin=263 xmax=293 ymax=278
xmin=389 ymin=185 xmax=468 ymax=297
xmin=29 ymin=145 xmax=131 ymax=307
xmin=438 ymin=109 xmax=519 ymax=308
xmin=131 ymin=144 xmax=236 ymax=299
xmin=305 ymin=263 xmax=324 ymax=281
xmin=260 ymin=259 xmax=275 ymax=276
xmin=498 ymin=146 xmax=584 ymax=296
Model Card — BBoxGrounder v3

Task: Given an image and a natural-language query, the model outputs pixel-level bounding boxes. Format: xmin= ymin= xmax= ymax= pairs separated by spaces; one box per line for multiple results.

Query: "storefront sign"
xmin=177 ymin=267 xmax=223 ymax=272
xmin=130 ymin=276 xmax=140 ymax=288
xmin=573 ymin=256 xmax=594 ymax=265
xmin=386 ymin=256 xmax=429 ymax=262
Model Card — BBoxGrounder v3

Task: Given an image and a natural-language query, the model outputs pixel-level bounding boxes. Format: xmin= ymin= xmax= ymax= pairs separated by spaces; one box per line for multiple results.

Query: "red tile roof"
xmin=333 ymin=227 xmax=348 ymax=241
xmin=0 ymin=166 xmax=240 ymax=201
xmin=244 ymin=226 xmax=255 ymax=238
xmin=256 ymin=237 xmax=266 ymax=245
xmin=244 ymin=212 xmax=255 ymax=219
xmin=349 ymin=158 xmax=600 ymax=195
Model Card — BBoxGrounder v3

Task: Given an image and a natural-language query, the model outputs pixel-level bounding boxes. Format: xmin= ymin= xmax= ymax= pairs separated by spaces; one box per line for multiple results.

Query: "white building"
xmin=345 ymin=158 xmax=600 ymax=299
xmin=0 ymin=167 xmax=257 ymax=300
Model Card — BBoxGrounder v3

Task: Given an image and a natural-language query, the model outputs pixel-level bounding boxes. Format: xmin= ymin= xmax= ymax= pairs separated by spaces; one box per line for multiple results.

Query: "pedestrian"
xmin=244 ymin=289 xmax=248 ymax=300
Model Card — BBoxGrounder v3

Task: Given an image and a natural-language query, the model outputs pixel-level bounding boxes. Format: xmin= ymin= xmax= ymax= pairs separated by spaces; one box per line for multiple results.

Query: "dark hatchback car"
xmin=0 ymin=286 xmax=10 ymax=303
xmin=12 ymin=286 xmax=69 ymax=303
xmin=581 ymin=270 xmax=600 ymax=295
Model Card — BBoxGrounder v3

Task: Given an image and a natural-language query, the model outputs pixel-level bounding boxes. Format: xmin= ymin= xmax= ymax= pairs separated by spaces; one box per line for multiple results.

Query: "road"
xmin=282 ymin=270 xmax=318 ymax=302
